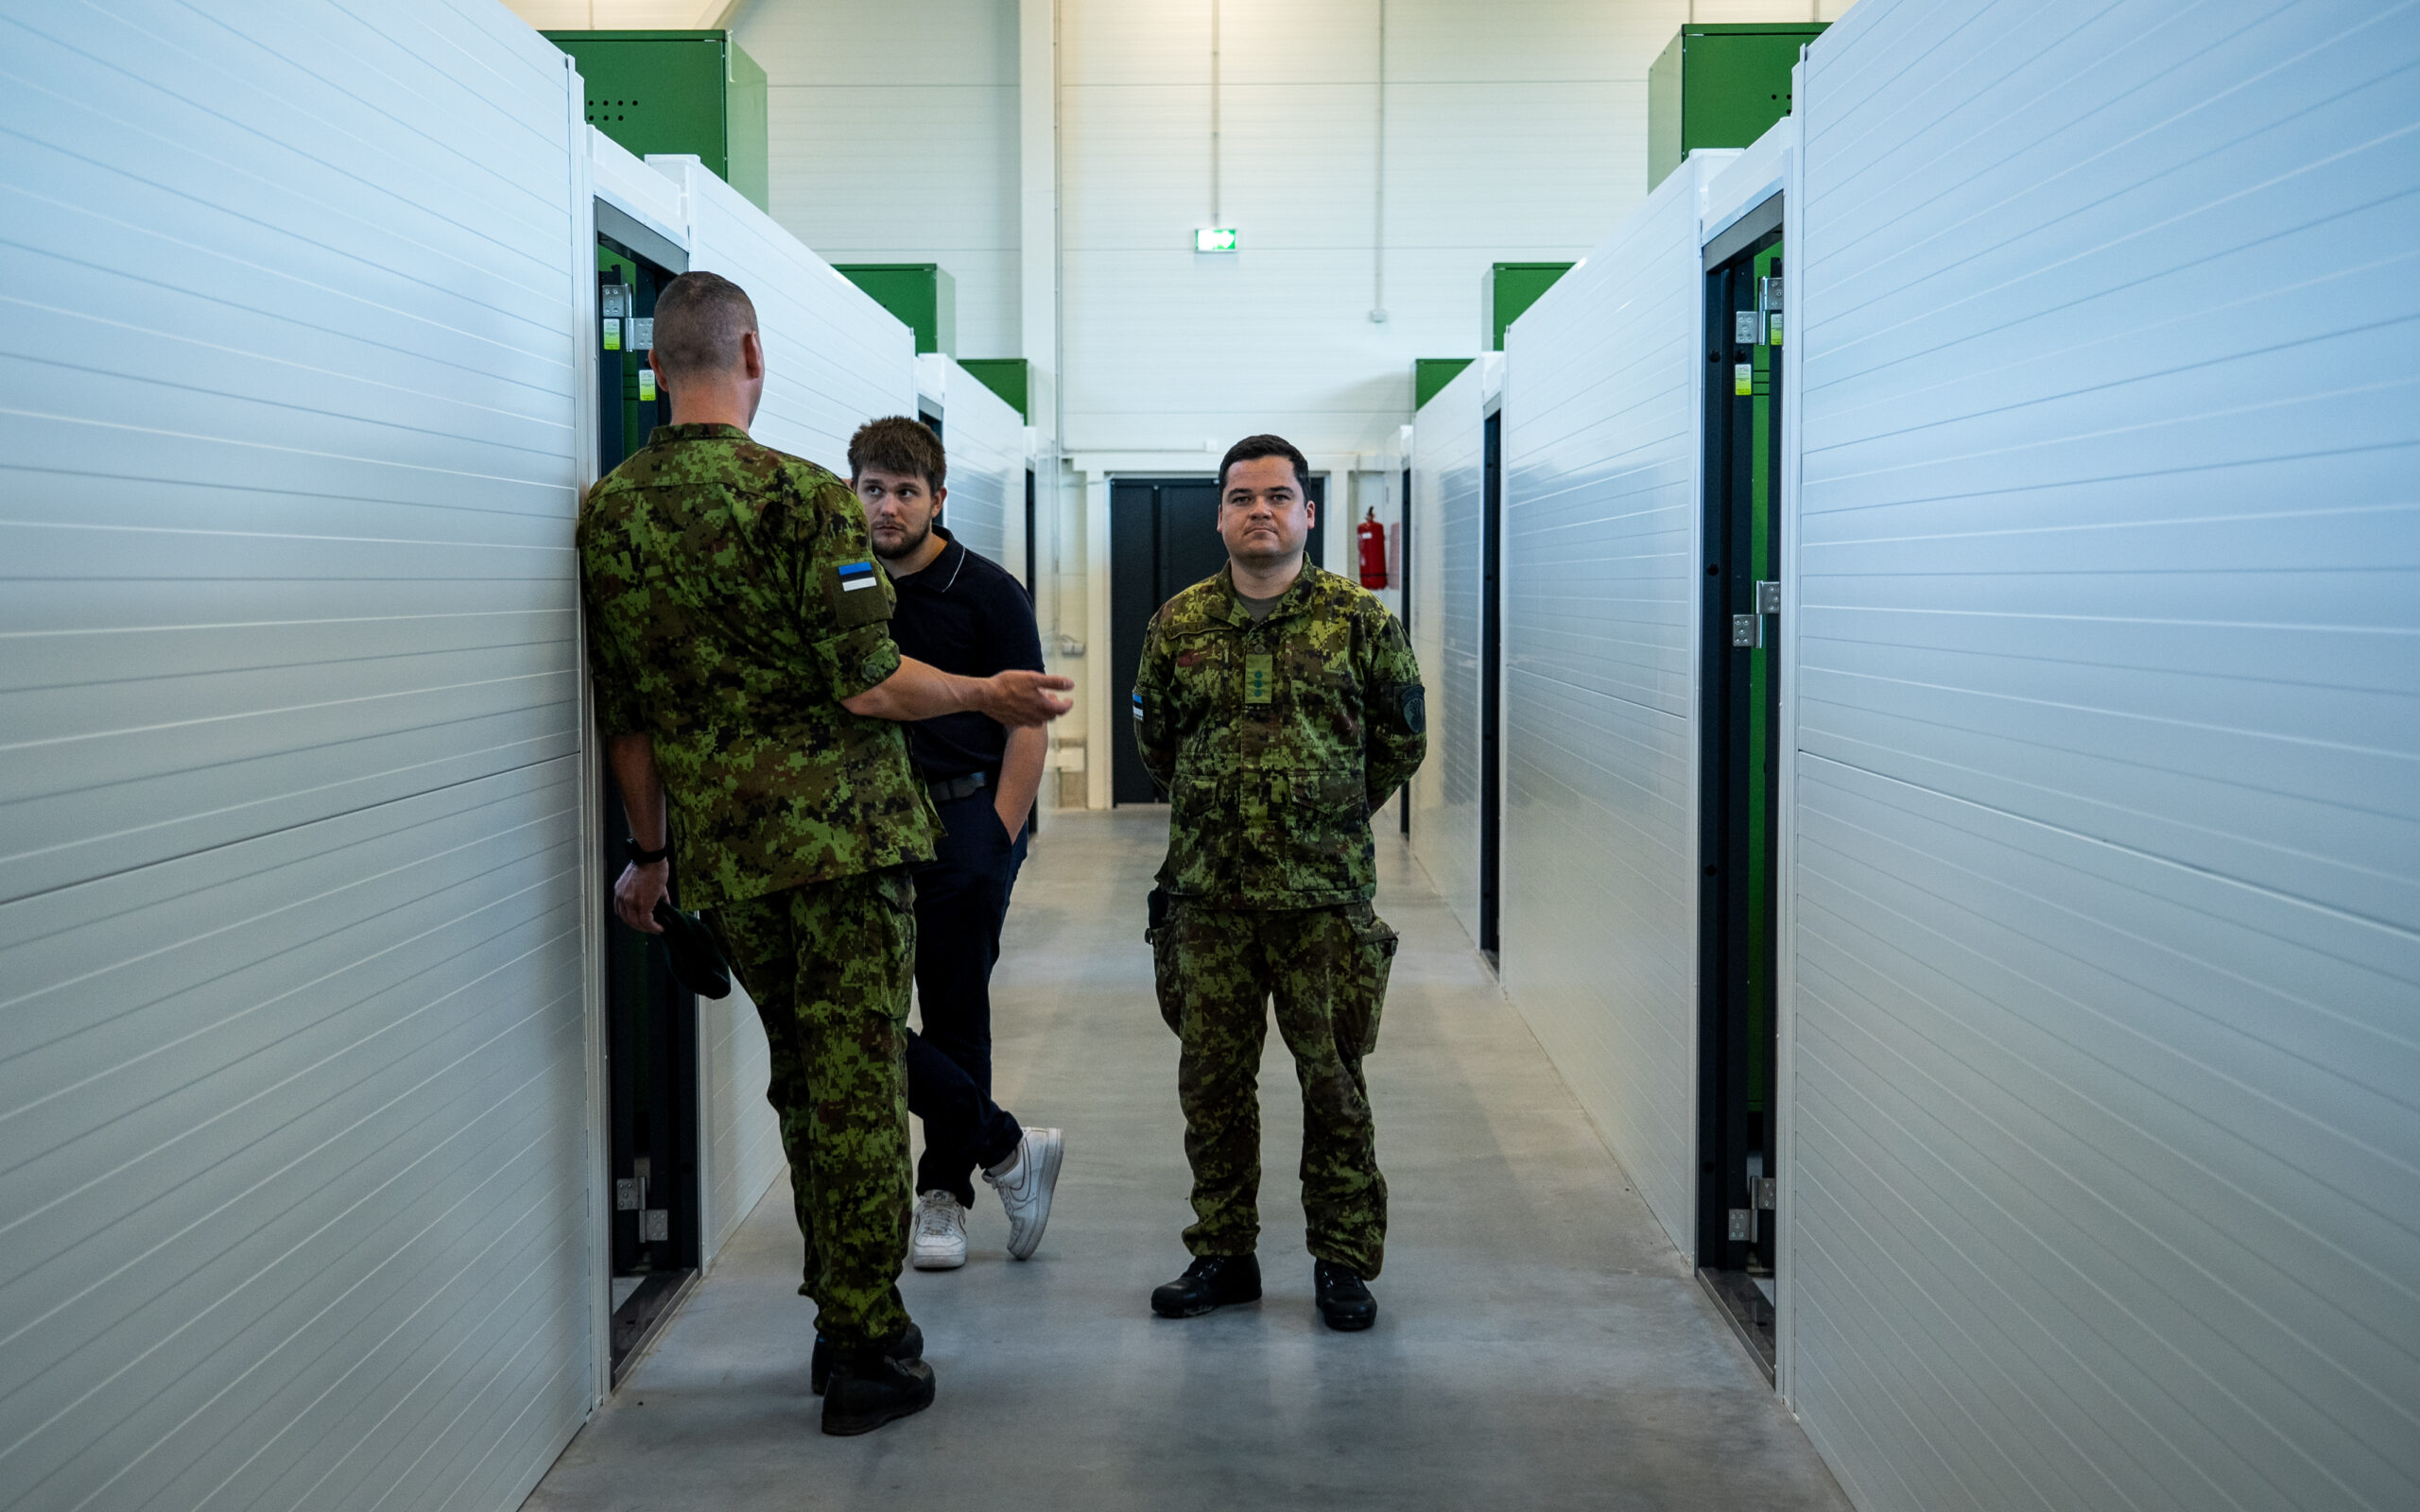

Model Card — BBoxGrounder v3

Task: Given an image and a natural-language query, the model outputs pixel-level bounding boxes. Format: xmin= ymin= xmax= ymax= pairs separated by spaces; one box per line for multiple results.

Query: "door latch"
xmin=1732 ymin=614 xmax=1764 ymax=649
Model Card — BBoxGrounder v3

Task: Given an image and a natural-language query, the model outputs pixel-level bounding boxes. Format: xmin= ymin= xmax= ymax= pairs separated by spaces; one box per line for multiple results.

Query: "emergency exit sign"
xmin=1195 ymin=227 xmax=1239 ymax=252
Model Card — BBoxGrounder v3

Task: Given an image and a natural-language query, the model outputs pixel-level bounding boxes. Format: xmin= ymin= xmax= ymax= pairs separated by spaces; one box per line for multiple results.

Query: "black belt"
xmin=927 ymin=770 xmax=992 ymax=804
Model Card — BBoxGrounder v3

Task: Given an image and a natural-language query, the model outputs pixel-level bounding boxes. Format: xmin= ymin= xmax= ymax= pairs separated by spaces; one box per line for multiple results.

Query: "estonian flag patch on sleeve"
xmin=838 ymin=559 xmax=880 ymax=591
xmin=1132 ymin=691 xmax=1145 ymax=721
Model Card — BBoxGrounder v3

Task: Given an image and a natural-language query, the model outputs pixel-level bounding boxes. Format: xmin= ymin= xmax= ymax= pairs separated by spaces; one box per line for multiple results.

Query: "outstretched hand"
xmin=984 ymin=669 xmax=1076 ymax=727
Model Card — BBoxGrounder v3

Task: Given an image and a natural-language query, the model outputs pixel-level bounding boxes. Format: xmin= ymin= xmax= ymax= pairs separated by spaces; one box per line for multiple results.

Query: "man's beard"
xmin=873 ymin=515 xmax=932 ymax=562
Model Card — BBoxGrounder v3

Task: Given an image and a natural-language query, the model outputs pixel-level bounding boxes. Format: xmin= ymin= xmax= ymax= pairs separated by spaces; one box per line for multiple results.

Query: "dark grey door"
xmin=1108 ymin=475 xmax=1326 ymax=805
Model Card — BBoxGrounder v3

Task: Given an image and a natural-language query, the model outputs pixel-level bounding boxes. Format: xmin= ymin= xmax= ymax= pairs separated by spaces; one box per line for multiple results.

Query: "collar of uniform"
xmin=1215 ymin=558 xmax=1322 ymax=628
xmin=646 ymin=421 xmax=752 ymax=446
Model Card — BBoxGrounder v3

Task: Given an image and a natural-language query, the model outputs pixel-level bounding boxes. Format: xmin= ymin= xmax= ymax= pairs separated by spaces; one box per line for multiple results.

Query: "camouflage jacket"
xmin=1134 ymin=560 xmax=1426 ymax=908
xmin=578 ymin=423 xmax=937 ymax=910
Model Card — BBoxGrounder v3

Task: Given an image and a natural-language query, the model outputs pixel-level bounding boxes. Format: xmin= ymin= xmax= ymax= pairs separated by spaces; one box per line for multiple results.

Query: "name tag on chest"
xmin=1243 ymin=653 xmax=1274 ymax=705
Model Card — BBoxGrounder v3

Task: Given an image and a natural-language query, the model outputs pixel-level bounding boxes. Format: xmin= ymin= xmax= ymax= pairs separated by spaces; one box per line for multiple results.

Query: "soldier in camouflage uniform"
xmin=1134 ymin=434 xmax=1426 ymax=1332
xmin=578 ymin=271 xmax=1068 ymax=1434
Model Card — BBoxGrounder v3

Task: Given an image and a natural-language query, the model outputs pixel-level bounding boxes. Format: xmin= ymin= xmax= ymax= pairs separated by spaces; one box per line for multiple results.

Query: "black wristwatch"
xmin=625 ymin=837 xmax=670 ymax=867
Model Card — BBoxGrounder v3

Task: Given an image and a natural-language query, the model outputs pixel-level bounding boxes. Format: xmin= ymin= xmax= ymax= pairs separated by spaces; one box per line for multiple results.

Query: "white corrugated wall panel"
xmin=1789 ymin=4 xmax=2420 ymax=1509
xmin=0 ymin=3 xmax=595 ymax=1509
xmin=657 ymin=153 xmax=919 ymax=1252
xmin=662 ymin=155 xmax=918 ymax=475
xmin=1495 ymin=153 xmax=1729 ymax=1260
xmin=1408 ymin=359 xmax=1484 ymax=942
xmin=938 ymin=360 xmax=1026 ymax=571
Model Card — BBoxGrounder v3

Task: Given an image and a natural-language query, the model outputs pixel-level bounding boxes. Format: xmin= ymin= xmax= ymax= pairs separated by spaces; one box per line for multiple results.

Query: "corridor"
xmin=523 ymin=811 xmax=1849 ymax=1510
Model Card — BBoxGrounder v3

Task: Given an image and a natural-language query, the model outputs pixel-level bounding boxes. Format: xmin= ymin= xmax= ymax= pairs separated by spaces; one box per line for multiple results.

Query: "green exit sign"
xmin=1195 ymin=227 xmax=1239 ymax=252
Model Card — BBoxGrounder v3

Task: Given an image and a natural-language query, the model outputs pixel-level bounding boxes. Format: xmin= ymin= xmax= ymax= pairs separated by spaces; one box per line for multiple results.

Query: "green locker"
xmin=544 ymin=30 xmax=769 ymax=212
xmin=1647 ymin=24 xmax=1827 ymax=191
xmin=835 ymin=264 xmax=958 ymax=356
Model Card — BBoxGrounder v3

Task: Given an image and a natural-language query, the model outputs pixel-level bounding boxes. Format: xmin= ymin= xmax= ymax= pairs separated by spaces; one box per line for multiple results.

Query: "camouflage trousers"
xmin=1150 ymin=901 xmax=1401 ymax=1278
xmin=710 ymin=868 xmax=915 ymax=1351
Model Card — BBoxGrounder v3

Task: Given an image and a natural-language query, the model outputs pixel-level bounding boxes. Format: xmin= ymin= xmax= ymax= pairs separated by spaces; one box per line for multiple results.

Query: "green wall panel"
xmin=1415 ymin=357 xmax=1475 ymax=410
xmin=545 ymin=30 xmax=769 ymax=211
xmin=959 ymin=359 xmax=1030 ymax=421
xmin=1647 ymin=24 xmax=1827 ymax=191
xmin=835 ymin=265 xmax=957 ymax=355
xmin=1488 ymin=263 xmax=1573 ymax=352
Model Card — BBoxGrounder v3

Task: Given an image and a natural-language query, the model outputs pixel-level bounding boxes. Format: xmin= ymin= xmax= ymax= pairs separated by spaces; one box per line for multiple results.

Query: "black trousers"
xmin=905 ymin=791 xmax=1029 ymax=1206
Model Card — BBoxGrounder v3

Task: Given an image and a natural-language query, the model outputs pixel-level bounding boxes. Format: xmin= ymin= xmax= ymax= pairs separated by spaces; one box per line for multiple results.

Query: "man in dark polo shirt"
xmin=850 ymin=417 xmax=1063 ymax=1271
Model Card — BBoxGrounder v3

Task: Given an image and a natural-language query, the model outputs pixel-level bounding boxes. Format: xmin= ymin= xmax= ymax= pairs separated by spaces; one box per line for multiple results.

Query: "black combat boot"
xmin=821 ymin=1337 xmax=937 ymax=1435
xmin=1313 ymin=1260 xmax=1376 ymax=1332
xmin=1150 ymin=1253 xmax=1263 ymax=1318
xmin=811 ymin=1321 xmax=923 ymax=1396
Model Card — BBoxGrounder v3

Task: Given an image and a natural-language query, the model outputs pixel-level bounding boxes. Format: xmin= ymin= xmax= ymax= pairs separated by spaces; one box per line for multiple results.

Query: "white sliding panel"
xmin=1789 ymin=4 xmax=2420 ymax=1510
xmin=0 ymin=4 xmax=595 ymax=1511
xmin=647 ymin=153 xmax=918 ymax=1254
xmin=1495 ymin=153 xmax=1734 ymax=1260
xmin=1407 ymin=360 xmax=1487 ymax=944
xmin=658 ymin=154 xmax=918 ymax=478
xmin=932 ymin=359 xmax=1025 ymax=573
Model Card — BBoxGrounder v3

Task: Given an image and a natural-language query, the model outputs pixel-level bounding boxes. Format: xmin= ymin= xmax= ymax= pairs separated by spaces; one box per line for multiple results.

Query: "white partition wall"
xmin=658 ymin=154 xmax=918 ymax=477
xmin=932 ymin=359 xmax=1026 ymax=571
xmin=0 ymin=6 xmax=595 ymax=1510
xmin=1495 ymin=153 xmax=1737 ymax=1260
xmin=1787 ymin=4 xmax=2420 ymax=1510
xmin=1407 ymin=360 xmax=1488 ymax=943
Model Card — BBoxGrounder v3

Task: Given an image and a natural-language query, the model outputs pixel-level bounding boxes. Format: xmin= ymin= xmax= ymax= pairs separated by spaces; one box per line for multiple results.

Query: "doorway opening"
xmin=596 ymin=211 xmax=702 ymax=1384
xmin=1478 ymin=411 xmax=1504 ymax=964
xmin=1695 ymin=195 xmax=1785 ymax=1383
xmin=1107 ymin=474 xmax=1327 ymax=806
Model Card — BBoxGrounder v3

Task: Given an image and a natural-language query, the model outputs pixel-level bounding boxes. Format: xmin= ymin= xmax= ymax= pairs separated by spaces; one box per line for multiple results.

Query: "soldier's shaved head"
xmin=652 ymin=271 xmax=758 ymax=382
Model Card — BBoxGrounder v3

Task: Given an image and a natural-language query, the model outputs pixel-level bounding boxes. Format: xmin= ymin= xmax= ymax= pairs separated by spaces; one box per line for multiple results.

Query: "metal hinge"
xmin=615 ymin=1179 xmax=640 ymax=1211
xmin=642 ymin=1210 xmax=669 ymax=1243
xmin=1755 ymin=579 xmax=1782 ymax=614
xmin=1728 ymin=1209 xmax=1755 ymax=1242
xmin=1755 ymin=1177 xmax=1777 ymax=1211
xmin=1732 ymin=614 xmax=1764 ymax=649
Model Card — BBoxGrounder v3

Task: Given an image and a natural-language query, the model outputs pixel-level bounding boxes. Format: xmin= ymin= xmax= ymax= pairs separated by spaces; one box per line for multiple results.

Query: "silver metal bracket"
xmin=1755 ymin=1177 xmax=1777 ymax=1211
xmin=1728 ymin=1209 xmax=1756 ymax=1242
xmin=1732 ymin=614 xmax=1764 ymax=649
xmin=614 ymin=1179 xmax=640 ymax=1211
xmin=642 ymin=1210 xmax=669 ymax=1243
xmin=1755 ymin=579 xmax=1782 ymax=614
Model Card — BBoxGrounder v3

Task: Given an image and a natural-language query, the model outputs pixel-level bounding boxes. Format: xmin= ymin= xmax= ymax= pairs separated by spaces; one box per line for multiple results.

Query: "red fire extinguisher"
xmin=1357 ymin=507 xmax=1389 ymax=589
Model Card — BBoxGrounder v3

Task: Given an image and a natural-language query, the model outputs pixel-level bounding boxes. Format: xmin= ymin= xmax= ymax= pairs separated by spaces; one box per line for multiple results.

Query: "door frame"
xmin=1693 ymin=189 xmax=1789 ymax=1385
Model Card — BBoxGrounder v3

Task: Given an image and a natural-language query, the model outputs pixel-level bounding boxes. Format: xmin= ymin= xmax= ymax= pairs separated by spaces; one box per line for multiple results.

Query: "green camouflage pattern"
xmin=579 ymin=422 xmax=937 ymax=911
xmin=1133 ymin=560 xmax=1426 ymax=909
xmin=1150 ymin=900 xmax=1399 ymax=1277
xmin=708 ymin=868 xmax=917 ymax=1350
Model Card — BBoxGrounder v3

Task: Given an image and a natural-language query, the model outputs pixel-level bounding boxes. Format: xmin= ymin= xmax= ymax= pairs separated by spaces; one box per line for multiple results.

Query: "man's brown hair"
xmin=1219 ymin=433 xmax=1311 ymax=496
xmin=650 ymin=271 xmax=757 ymax=381
xmin=848 ymin=416 xmax=948 ymax=491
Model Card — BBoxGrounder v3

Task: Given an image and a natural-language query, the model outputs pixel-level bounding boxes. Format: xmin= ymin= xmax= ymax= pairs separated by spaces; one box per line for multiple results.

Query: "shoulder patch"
xmin=823 ymin=558 xmax=893 ymax=626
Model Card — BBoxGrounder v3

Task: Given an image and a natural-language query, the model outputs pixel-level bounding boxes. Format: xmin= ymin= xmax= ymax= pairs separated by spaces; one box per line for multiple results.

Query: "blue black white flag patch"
xmin=1132 ymin=691 xmax=1144 ymax=721
xmin=838 ymin=559 xmax=880 ymax=591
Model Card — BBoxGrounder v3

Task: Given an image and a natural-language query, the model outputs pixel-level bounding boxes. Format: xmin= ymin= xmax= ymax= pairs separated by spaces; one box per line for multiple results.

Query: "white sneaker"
xmin=983 ymin=1126 xmax=1063 ymax=1262
xmin=909 ymin=1190 xmax=968 ymax=1270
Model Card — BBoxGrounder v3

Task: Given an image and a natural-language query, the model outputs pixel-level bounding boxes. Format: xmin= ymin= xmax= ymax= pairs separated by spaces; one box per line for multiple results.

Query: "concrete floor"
xmin=525 ymin=810 xmax=1850 ymax=1511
